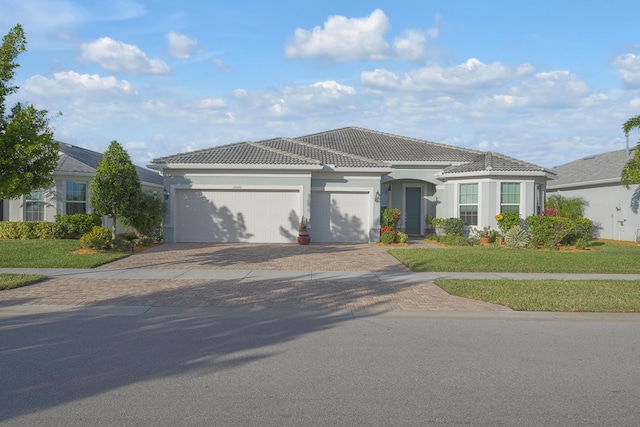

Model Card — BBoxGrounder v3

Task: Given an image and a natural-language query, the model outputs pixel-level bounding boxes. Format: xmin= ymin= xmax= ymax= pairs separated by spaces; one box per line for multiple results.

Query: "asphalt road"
xmin=1 ymin=307 xmax=639 ymax=426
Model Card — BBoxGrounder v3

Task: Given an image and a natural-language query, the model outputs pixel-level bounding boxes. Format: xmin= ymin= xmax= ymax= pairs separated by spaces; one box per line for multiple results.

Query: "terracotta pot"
xmin=479 ymin=237 xmax=491 ymax=245
xmin=297 ymin=234 xmax=311 ymax=245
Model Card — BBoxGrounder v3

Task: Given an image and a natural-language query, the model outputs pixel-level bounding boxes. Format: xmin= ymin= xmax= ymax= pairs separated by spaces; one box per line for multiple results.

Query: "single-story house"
xmin=0 ymin=142 xmax=163 ymax=224
xmin=150 ymin=127 xmax=554 ymax=243
xmin=548 ymin=147 xmax=640 ymax=241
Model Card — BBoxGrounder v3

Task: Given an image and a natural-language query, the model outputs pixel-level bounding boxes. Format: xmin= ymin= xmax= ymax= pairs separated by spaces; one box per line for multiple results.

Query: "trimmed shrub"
xmin=396 ymin=232 xmax=408 ymax=244
xmin=525 ymin=216 xmax=575 ymax=249
xmin=79 ymin=226 xmax=112 ymax=249
xmin=55 ymin=213 xmax=102 ymax=238
xmin=503 ymin=226 xmax=530 ymax=249
xmin=0 ymin=221 xmax=64 ymax=239
xmin=34 ymin=222 xmax=65 ymax=239
xmin=431 ymin=217 xmax=464 ymax=236
xmin=442 ymin=235 xmax=471 ymax=246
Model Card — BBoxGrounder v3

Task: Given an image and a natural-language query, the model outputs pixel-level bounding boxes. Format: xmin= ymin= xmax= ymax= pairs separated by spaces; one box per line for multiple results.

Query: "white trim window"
xmin=500 ymin=182 xmax=520 ymax=213
xmin=459 ymin=183 xmax=478 ymax=226
xmin=25 ymin=188 xmax=45 ymax=221
xmin=66 ymin=182 xmax=87 ymax=214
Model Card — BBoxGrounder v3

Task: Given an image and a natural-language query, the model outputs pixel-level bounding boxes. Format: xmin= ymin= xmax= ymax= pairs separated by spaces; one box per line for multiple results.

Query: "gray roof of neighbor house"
xmin=57 ymin=142 xmax=163 ymax=186
xmin=548 ymin=148 xmax=632 ymax=188
xmin=151 ymin=126 xmax=550 ymax=174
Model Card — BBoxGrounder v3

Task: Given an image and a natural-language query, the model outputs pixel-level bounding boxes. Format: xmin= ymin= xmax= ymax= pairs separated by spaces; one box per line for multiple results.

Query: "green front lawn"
xmin=0 ymin=273 xmax=47 ymax=290
xmin=0 ymin=239 xmax=129 ymax=268
xmin=436 ymin=279 xmax=640 ymax=312
xmin=389 ymin=240 xmax=640 ymax=273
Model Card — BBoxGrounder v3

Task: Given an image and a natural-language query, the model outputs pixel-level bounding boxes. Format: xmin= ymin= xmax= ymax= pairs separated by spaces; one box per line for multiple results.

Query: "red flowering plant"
xmin=380 ymin=225 xmax=397 ymax=244
xmin=541 ymin=208 xmax=558 ymax=217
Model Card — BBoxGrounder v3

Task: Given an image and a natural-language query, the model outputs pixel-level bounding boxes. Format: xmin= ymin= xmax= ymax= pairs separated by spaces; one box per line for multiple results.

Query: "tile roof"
xmin=150 ymin=126 xmax=548 ymax=174
xmin=549 ymin=148 xmax=632 ymax=187
xmin=296 ymin=127 xmax=481 ymax=162
xmin=57 ymin=142 xmax=163 ymax=186
xmin=441 ymin=152 xmax=551 ymax=175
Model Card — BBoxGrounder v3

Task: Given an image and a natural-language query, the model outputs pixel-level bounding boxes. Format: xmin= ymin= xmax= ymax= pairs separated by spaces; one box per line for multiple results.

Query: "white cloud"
xmin=213 ymin=58 xmax=232 ymax=73
xmin=361 ymin=58 xmax=535 ymax=91
xmin=612 ymin=53 xmax=640 ymax=89
xmin=24 ymin=71 xmax=138 ymax=96
xmin=285 ymin=9 xmax=436 ymax=62
xmin=80 ymin=37 xmax=171 ymax=75
xmin=311 ymin=81 xmax=356 ymax=96
xmin=197 ymin=98 xmax=226 ymax=109
xmin=166 ymin=32 xmax=198 ymax=59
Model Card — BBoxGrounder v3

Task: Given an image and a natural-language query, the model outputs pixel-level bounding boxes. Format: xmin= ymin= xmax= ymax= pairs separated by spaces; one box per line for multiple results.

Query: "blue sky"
xmin=3 ymin=0 xmax=640 ymax=168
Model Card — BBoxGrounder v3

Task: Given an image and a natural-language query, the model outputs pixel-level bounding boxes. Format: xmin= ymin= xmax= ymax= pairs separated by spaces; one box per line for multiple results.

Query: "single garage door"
xmin=175 ymin=189 xmax=300 ymax=243
xmin=310 ymin=191 xmax=370 ymax=243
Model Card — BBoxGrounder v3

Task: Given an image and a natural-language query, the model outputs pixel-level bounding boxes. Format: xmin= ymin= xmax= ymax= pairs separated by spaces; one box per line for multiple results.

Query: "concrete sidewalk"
xmin=2 ymin=267 xmax=640 ymax=283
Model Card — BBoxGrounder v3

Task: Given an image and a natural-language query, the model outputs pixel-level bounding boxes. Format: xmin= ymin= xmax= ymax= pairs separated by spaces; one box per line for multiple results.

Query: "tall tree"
xmin=90 ymin=140 xmax=142 ymax=239
xmin=0 ymin=24 xmax=59 ymax=199
xmin=622 ymin=114 xmax=640 ymax=188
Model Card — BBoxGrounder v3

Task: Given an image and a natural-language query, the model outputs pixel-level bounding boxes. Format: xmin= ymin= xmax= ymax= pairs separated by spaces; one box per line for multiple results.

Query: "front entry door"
xmin=405 ymin=187 xmax=421 ymax=235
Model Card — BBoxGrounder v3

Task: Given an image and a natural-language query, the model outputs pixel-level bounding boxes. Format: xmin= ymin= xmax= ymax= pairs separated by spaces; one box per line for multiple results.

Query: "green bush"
xmin=396 ymin=232 xmax=408 ymax=244
xmin=442 ymin=235 xmax=471 ymax=246
xmin=525 ymin=216 xmax=575 ymax=249
xmin=496 ymin=211 xmax=521 ymax=235
xmin=431 ymin=217 xmax=464 ymax=236
xmin=381 ymin=208 xmax=401 ymax=229
xmin=55 ymin=213 xmax=102 ymax=238
xmin=79 ymin=226 xmax=113 ymax=249
xmin=503 ymin=226 xmax=530 ymax=249
xmin=112 ymin=237 xmax=134 ymax=252
xmin=564 ymin=217 xmax=593 ymax=245
xmin=0 ymin=221 xmax=64 ymax=240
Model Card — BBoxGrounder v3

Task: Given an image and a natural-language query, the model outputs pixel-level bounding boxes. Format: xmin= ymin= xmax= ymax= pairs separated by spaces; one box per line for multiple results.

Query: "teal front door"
xmin=405 ymin=187 xmax=422 ymax=235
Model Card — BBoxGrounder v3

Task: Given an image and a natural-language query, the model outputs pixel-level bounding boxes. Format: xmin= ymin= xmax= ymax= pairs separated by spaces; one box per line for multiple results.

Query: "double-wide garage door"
xmin=175 ymin=189 xmax=299 ymax=243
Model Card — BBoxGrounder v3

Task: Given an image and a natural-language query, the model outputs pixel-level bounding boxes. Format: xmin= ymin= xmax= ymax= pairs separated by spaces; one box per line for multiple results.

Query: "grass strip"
xmin=435 ymin=279 xmax=640 ymax=312
xmin=0 ymin=239 xmax=129 ymax=268
xmin=0 ymin=273 xmax=47 ymax=290
xmin=389 ymin=240 xmax=640 ymax=273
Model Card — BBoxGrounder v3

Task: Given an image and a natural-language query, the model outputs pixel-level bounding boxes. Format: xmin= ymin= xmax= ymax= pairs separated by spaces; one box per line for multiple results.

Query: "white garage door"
xmin=310 ymin=191 xmax=370 ymax=243
xmin=175 ymin=189 xmax=300 ymax=243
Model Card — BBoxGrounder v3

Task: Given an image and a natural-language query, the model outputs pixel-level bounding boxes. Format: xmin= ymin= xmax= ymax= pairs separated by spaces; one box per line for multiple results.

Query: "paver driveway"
xmin=97 ymin=242 xmax=416 ymax=271
xmin=0 ymin=242 xmax=510 ymax=312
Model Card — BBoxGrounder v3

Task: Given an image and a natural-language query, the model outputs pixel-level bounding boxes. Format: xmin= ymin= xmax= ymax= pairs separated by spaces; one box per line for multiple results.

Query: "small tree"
xmin=90 ymin=140 xmax=142 ymax=239
xmin=0 ymin=24 xmax=59 ymax=199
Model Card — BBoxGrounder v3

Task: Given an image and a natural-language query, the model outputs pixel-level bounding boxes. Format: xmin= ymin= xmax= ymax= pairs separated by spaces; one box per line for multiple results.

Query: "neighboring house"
xmin=150 ymin=127 xmax=554 ymax=243
xmin=548 ymin=148 xmax=640 ymax=241
xmin=0 ymin=142 xmax=163 ymax=225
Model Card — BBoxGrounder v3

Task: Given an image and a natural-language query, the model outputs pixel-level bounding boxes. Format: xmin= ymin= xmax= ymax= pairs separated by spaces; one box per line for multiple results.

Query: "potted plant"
xmin=473 ymin=226 xmax=493 ymax=245
xmin=425 ymin=213 xmax=434 ymax=234
xmin=297 ymin=216 xmax=310 ymax=245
